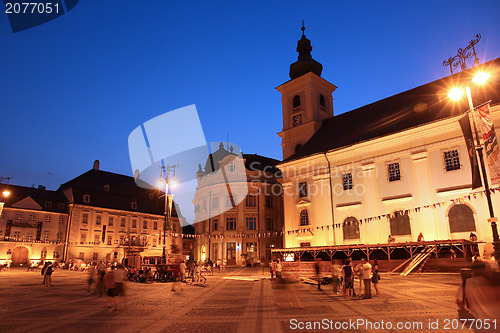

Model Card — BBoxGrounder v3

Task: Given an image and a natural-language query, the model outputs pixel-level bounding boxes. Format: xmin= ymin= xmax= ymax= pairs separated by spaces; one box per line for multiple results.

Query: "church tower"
xmin=277 ymin=25 xmax=337 ymax=160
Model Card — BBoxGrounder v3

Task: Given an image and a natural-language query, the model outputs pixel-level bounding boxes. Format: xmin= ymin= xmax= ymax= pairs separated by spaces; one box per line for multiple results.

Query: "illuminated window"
xmin=120 ymin=217 xmax=126 ymax=227
xmin=41 ymin=250 xmax=47 ymax=257
xmin=153 ymin=221 xmax=158 ymax=230
xmin=343 ymin=172 xmax=353 ymax=190
xmin=108 ymin=216 xmax=114 ymax=226
xmin=95 ymin=215 xmax=101 ymax=226
xmin=143 ymin=220 xmax=148 ymax=229
xmin=444 ymin=150 xmax=461 ymax=171
xmin=389 ymin=210 xmax=411 ymax=236
xmin=388 ymin=162 xmax=401 ymax=182
xmin=43 ymin=231 xmax=49 ymax=242
xmin=82 ymin=213 xmax=89 ymax=224
xmin=300 ymin=209 xmax=309 ymax=226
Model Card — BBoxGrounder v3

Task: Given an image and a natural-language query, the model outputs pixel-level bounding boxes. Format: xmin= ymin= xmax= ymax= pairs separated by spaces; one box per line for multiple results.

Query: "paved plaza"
xmin=0 ymin=267 xmax=476 ymax=333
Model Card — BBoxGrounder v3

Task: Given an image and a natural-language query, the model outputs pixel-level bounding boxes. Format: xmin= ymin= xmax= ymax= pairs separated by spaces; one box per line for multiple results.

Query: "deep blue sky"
xmin=1 ymin=0 xmax=500 ymax=193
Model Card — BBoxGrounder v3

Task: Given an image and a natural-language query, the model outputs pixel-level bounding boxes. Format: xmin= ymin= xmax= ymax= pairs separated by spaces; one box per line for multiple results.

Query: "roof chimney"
xmin=93 ymin=160 xmax=100 ymax=170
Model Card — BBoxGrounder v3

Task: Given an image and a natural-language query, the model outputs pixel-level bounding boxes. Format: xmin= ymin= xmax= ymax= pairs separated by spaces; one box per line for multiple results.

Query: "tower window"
xmin=388 ymin=162 xmax=401 ymax=182
xmin=298 ymin=182 xmax=308 ymax=198
xmin=319 ymin=94 xmax=325 ymax=107
xmin=293 ymin=95 xmax=301 ymax=108
xmin=300 ymin=209 xmax=309 ymax=226
xmin=343 ymin=172 xmax=353 ymax=190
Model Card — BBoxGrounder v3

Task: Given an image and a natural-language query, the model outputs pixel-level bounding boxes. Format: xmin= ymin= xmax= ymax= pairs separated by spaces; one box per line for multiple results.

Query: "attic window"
xmin=45 ymin=201 xmax=52 ymax=208
xmin=83 ymin=194 xmax=90 ymax=204
xmin=104 ymin=184 xmax=110 ymax=192
xmin=58 ymin=203 xmax=65 ymax=209
xmin=131 ymin=202 xmax=137 ymax=210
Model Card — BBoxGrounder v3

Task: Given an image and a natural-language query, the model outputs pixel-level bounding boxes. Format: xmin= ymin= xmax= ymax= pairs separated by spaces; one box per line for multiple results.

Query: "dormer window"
xmin=83 ymin=194 xmax=90 ymax=203
xmin=104 ymin=184 xmax=110 ymax=192
xmin=131 ymin=201 xmax=137 ymax=210
xmin=45 ymin=201 xmax=52 ymax=208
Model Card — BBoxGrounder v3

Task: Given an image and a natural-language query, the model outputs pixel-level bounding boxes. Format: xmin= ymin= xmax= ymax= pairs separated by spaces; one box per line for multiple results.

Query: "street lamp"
xmin=448 ymin=71 xmax=500 ymax=265
xmin=158 ymin=166 xmax=177 ymax=265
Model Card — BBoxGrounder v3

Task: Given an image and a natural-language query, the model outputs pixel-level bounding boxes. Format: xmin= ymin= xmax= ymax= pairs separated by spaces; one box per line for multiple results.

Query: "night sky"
xmin=1 ymin=1 xmax=500 ymax=222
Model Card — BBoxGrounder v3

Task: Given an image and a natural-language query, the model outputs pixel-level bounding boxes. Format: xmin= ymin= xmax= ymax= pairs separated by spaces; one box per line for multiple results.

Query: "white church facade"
xmin=277 ymin=27 xmax=500 ymax=252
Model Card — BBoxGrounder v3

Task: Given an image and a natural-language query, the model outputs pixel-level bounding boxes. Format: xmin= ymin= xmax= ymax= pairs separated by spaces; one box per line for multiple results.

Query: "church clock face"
xmin=293 ymin=114 xmax=303 ymax=126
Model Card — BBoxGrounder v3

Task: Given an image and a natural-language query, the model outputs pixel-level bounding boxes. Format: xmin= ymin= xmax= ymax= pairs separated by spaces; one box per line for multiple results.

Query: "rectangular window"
xmin=41 ymin=249 xmax=47 ymax=257
xmin=246 ymin=217 xmax=256 ymax=230
xmin=45 ymin=201 xmax=52 ymax=208
xmin=226 ymin=195 xmax=235 ymax=208
xmin=343 ymin=172 xmax=353 ymax=190
xmin=153 ymin=221 xmax=158 ymax=230
xmin=57 ymin=232 xmax=63 ymax=242
xmin=265 ymin=195 xmax=273 ymax=208
xmin=82 ymin=213 xmax=89 ymax=224
xmin=388 ymin=162 xmax=401 ymax=182
xmin=143 ymin=220 xmax=148 ymax=229
xmin=246 ymin=195 xmax=256 ymax=207
xmin=45 ymin=215 xmax=51 ymax=223
xmin=26 ymin=232 xmax=34 ymax=242
xmin=58 ymin=216 xmax=65 ymax=224
xmin=43 ymin=231 xmax=49 ymax=242
xmin=16 ymin=213 xmax=22 ymax=220
xmin=58 ymin=203 xmax=65 ymax=209
xmin=30 ymin=214 xmax=35 ymax=222
xmin=92 ymin=252 xmax=98 ymax=261
xmin=79 ymin=252 xmax=85 ymax=260
xmin=298 ymin=182 xmax=308 ymax=198
xmin=13 ymin=231 xmax=21 ymax=240
xmin=80 ymin=233 xmax=87 ymax=244
xmin=53 ymin=251 xmax=59 ymax=259
xmin=212 ymin=244 xmax=218 ymax=260
xmin=300 ymin=242 xmax=311 ymax=247
xmin=108 ymin=216 xmax=114 ymax=226
xmin=107 ymin=235 xmax=112 ymax=245
xmin=444 ymin=149 xmax=461 ymax=171
xmin=266 ymin=218 xmax=274 ymax=231
xmin=246 ymin=242 xmax=257 ymax=253
xmin=94 ymin=233 xmax=100 ymax=244
xmin=132 ymin=219 xmax=137 ymax=228
xmin=95 ymin=215 xmax=101 ymax=226
xmin=211 ymin=197 xmax=219 ymax=209
xmin=120 ymin=217 xmax=126 ymax=227
xmin=152 ymin=237 xmax=157 ymax=247
xmin=226 ymin=217 xmax=236 ymax=230
xmin=106 ymin=253 xmax=111 ymax=260
xmin=212 ymin=218 xmax=218 ymax=231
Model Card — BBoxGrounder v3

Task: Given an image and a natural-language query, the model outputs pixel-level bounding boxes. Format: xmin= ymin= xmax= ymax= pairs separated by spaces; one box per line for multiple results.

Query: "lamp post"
xmin=158 ymin=166 xmax=177 ymax=265
xmin=448 ymin=71 xmax=500 ymax=264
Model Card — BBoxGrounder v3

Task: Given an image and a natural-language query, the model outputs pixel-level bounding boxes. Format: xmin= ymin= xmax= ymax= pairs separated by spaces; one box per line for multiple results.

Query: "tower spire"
xmin=289 ymin=23 xmax=323 ymax=79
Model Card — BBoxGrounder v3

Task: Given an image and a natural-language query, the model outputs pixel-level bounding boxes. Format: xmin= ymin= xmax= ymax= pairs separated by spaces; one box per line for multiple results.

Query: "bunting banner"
xmin=459 ymin=112 xmax=482 ymax=189
xmin=475 ymin=103 xmax=500 ymax=185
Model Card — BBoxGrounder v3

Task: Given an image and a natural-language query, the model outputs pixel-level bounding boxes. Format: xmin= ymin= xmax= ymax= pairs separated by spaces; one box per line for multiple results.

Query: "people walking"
xmin=276 ymin=259 xmax=283 ymax=279
xmin=87 ymin=264 xmax=96 ymax=292
xmin=314 ymin=259 xmax=322 ymax=290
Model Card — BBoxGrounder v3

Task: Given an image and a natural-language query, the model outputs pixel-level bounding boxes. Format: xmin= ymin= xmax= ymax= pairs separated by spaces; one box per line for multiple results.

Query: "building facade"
xmin=0 ymin=161 xmax=182 ymax=267
xmin=193 ymin=143 xmax=284 ymax=265
xmin=277 ymin=29 xmax=500 ymax=252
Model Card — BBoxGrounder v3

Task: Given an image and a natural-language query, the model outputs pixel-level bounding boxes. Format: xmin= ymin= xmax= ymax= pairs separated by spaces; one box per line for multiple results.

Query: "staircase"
xmin=400 ymin=247 xmax=434 ymax=276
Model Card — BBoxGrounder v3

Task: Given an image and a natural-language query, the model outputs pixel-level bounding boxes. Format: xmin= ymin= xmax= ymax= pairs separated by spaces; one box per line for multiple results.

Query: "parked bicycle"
xmin=185 ymin=269 xmax=206 ymax=286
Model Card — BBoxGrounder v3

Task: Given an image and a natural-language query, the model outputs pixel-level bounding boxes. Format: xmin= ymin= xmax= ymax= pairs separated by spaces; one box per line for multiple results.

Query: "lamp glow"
xmin=170 ymin=178 xmax=178 ymax=188
xmin=448 ymin=88 xmax=464 ymax=101
xmin=472 ymin=72 xmax=490 ymax=85
xmin=2 ymin=190 xmax=10 ymax=197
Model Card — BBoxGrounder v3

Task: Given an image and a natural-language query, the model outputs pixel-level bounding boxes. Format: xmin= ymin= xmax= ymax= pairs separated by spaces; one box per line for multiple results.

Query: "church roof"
xmin=0 ymin=184 xmax=68 ymax=213
xmin=284 ymin=58 xmax=500 ymax=162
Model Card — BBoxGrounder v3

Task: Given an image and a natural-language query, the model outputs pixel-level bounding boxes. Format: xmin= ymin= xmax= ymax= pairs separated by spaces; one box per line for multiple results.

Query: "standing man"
xmin=361 ymin=258 xmax=372 ymax=299
xmin=179 ymin=260 xmax=187 ymax=282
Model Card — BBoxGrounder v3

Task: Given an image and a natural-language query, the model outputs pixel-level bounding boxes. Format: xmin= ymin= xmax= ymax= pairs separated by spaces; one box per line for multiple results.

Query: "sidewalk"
xmin=0 ymin=267 xmax=471 ymax=333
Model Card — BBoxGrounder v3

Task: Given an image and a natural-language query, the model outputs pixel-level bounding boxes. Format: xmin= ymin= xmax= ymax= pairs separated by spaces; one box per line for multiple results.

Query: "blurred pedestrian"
xmin=87 ymin=264 xmax=96 ymax=292
xmin=314 ymin=259 xmax=322 ymax=290
xmin=179 ymin=260 xmax=187 ymax=282
xmin=276 ymin=259 xmax=282 ymax=279
xmin=114 ymin=264 xmax=127 ymax=308
xmin=331 ymin=259 xmax=342 ymax=295
xmin=103 ymin=266 xmax=116 ymax=311
xmin=96 ymin=261 xmax=106 ymax=297
xmin=269 ymin=260 xmax=275 ymax=280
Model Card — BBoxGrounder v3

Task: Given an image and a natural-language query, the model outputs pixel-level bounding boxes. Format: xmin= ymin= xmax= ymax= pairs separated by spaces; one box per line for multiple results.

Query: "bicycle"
xmin=185 ymin=270 xmax=206 ymax=286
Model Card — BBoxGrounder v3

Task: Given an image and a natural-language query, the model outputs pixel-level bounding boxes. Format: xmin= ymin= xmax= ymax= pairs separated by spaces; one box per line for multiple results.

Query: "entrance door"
xmin=226 ymin=242 xmax=236 ymax=260
xmin=11 ymin=246 xmax=29 ymax=265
